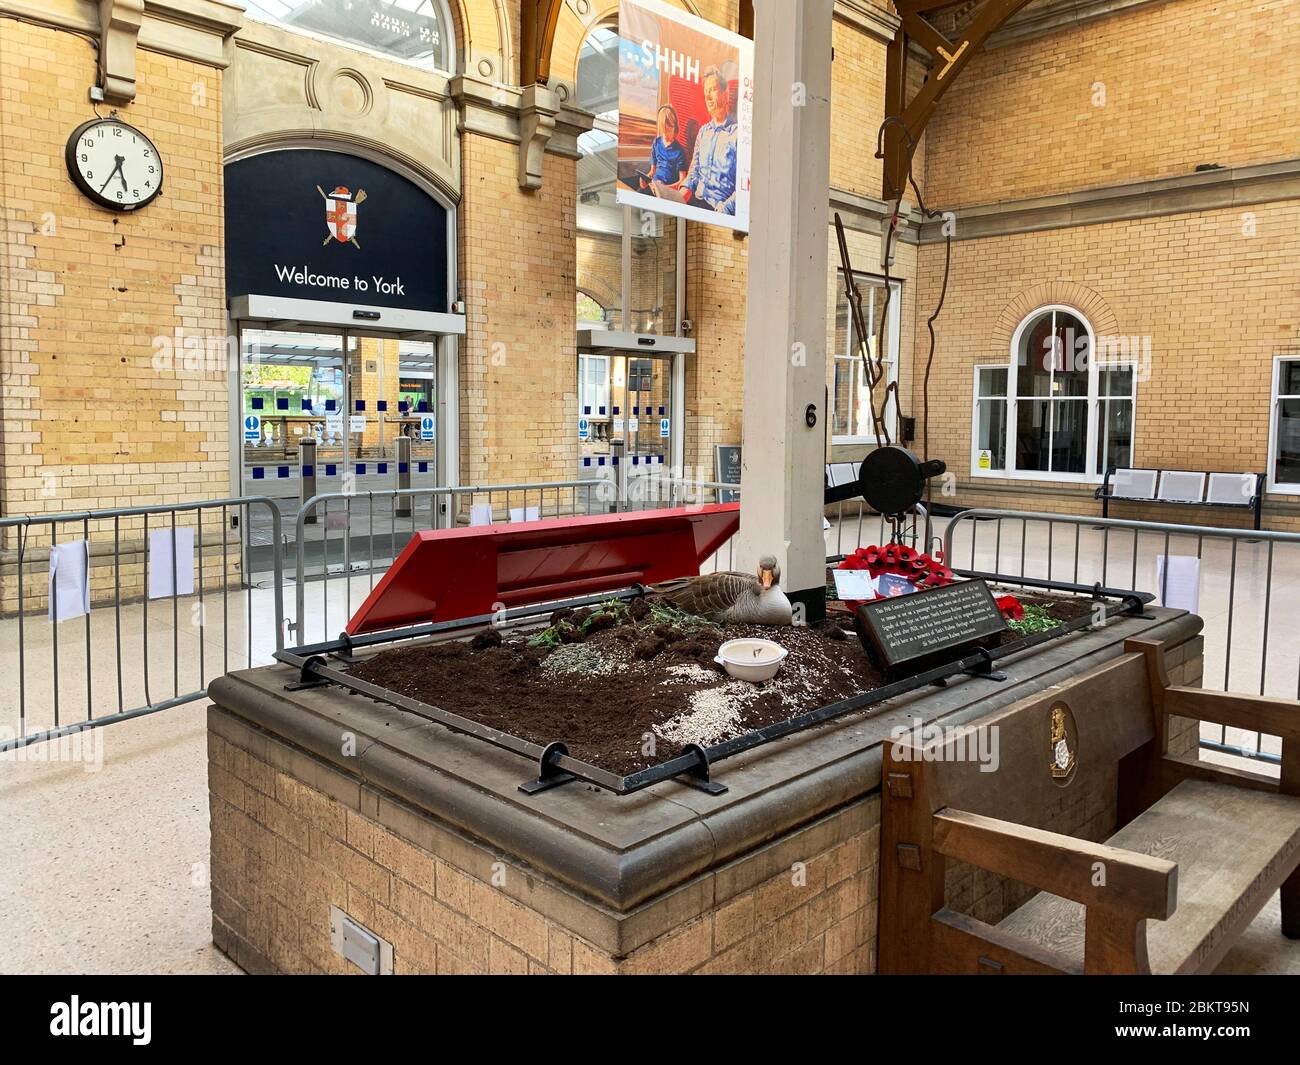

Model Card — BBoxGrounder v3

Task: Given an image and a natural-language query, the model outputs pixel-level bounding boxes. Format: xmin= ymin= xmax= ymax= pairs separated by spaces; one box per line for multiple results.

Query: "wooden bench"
xmin=1095 ymin=467 xmax=1264 ymax=530
xmin=879 ymin=639 xmax=1300 ymax=974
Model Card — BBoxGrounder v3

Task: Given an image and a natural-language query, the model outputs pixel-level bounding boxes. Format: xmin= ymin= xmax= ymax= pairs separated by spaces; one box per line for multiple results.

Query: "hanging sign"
xmin=615 ymin=0 xmax=753 ymax=233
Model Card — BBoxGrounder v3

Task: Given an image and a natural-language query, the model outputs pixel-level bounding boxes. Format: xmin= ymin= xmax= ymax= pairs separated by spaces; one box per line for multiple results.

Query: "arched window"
xmin=575 ymin=21 xmax=681 ymax=335
xmin=244 ymin=0 xmax=458 ymax=73
xmin=972 ymin=306 xmax=1136 ymax=479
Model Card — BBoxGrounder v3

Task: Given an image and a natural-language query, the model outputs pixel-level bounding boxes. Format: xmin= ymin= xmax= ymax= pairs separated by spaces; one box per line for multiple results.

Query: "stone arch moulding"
xmin=548 ymin=0 xmax=705 ymax=94
xmin=992 ymin=283 xmax=1120 ymax=354
xmin=224 ymin=25 xmax=461 ymax=204
xmin=447 ymin=0 xmax=512 ymax=83
xmin=224 ymin=135 xmax=461 ymax=213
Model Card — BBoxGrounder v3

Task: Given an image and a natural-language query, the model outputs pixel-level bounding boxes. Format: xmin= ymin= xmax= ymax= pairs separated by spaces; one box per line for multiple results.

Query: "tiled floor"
xmin=2 ymin=514 xmax=1299 ymax=974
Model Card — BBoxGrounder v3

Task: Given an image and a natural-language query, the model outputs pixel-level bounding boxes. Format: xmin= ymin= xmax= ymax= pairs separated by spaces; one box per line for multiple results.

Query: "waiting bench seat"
xmin=998 ymin=780 xmax=1300 ymax=974
xmin=878 ymin=639 xmax=1300 ymax=975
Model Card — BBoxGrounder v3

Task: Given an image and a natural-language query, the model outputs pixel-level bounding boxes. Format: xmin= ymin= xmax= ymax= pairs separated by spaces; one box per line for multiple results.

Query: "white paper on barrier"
xmin=1155 ymin=554 xmax=1200 ymax=613
xmin=148 ymin=527 xmax=195 ymax=600
xmin=832 ymin=570 xmax=876 ymax=601
xmin=510 ymin=506 xmax=541 ymax=523
xmin=469 ymin=503 xmax=493 ymax=527
xmin=48 ymin=540 xmax=91 ymax=622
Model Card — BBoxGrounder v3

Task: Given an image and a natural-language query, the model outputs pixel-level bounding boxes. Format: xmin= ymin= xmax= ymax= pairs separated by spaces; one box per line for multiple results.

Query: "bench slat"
xmin=996 ymin=780 xmax=1300 ymax=974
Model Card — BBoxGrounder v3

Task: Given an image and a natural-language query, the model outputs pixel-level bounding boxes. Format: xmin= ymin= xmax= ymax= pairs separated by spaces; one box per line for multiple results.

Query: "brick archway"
xmin=993 ymin=282 xmax=1120 ymax=353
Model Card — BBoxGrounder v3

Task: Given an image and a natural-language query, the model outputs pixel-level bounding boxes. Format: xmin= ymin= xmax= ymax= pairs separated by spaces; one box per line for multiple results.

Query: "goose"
xmin=649 ymin=555 xmax=793 ymax=626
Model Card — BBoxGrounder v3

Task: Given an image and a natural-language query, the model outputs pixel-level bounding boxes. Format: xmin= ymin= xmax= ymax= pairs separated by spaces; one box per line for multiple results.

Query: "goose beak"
xmin=760 ymin=568 xmax=774 ymax=589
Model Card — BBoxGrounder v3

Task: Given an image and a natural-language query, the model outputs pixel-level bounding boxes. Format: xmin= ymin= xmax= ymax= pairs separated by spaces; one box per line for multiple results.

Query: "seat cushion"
xmin=996 ymin=780 xmax=1300 ymax=973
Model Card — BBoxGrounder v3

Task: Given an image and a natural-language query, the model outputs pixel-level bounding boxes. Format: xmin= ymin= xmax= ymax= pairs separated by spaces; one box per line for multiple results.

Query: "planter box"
xmin=206 ymin=607 xmax=1202 ymax=974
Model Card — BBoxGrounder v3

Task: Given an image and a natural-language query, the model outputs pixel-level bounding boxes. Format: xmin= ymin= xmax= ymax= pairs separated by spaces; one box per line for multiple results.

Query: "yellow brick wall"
xmin=457 ymin=135 xmax=579 ymax=491
xmin=684 ymin=224 xmax=747 ymax=481
xmin=830 ymin=15 xmax=889 ymax=199
xmin=911 ymin=200 xmax=1300 ymax=518
xmin=923 ymin=0 xmax=1300 ymax=209
xmin=0 ymin=21 xmax=229 ymax=523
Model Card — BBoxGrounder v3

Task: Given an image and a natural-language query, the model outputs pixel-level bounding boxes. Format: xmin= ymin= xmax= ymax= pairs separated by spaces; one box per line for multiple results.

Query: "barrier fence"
xmin=0 ymin=497 xmax=283 ymax=752
xmin=943 ymin=508 xmax=1294 ymax=764
xmin=3 ymin=485 xmax=1284 ymax=768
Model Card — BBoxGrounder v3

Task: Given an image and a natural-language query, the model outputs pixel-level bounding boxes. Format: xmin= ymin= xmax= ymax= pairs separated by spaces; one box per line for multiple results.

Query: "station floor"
xmin=2 ymin=513 xmax=1299 ymax=974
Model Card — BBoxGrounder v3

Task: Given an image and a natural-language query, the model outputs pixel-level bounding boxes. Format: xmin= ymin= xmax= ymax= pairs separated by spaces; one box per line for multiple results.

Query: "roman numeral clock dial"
xmin=65 ymin=118 xmax=164 ymax=211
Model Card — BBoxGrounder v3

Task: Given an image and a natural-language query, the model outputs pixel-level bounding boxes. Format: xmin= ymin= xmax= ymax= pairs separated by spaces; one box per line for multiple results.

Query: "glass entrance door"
xmin=240 ymin=328 xmax=347 ymax=501
xmin=343 ymin=335 xmax=439 ymax=498
xmin=578 ymin=352 xmax=673 ymax=510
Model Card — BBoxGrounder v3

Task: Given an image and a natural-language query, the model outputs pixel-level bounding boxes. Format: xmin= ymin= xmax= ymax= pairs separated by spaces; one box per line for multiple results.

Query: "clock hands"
xmin=98 ymin=155 xmax=127 ymax=195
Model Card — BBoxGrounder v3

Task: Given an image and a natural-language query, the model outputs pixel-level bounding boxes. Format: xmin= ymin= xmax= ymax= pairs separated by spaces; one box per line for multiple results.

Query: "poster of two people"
xmin=614 ymin=0 xmax=754 ymax=234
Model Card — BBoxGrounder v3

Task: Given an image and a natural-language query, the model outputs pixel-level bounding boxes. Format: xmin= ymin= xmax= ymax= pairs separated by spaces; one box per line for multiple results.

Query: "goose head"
xmin=757 ymin=555 xmax=781 ymax=591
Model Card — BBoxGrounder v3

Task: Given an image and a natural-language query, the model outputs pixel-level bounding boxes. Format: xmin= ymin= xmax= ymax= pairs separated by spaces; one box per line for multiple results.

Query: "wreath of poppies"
xmin=835 ymin=544 xmax=954 ymax=609
xmin=836 ymin=545 xmax=1029 ymax=625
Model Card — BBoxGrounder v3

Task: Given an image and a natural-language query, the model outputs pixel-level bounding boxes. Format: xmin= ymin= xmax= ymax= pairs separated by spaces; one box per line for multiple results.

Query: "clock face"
xmin=65 ymin=119 xmax=164 ymax=211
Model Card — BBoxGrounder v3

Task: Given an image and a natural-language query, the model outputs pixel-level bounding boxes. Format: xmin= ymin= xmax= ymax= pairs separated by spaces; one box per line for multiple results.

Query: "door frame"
xmin=228 ymin=313 xmax=462 ymax=525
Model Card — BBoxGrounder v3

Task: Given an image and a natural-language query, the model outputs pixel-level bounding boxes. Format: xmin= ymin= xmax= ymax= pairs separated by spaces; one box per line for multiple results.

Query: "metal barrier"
xmin=0 ymin=497 xmax=284 ymax=752
xmin=944 ymin=507 xmax=1297 ymax=764
xmin=0 ymin=474 xmax=940 ymax=749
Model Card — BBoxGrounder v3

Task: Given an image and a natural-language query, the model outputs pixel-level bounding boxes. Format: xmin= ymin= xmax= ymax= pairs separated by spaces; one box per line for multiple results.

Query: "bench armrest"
xmin=1164 ymin=686 xmax=1300 ymax=743
xmin=933 ymin=807 xmax=1177 ymax=920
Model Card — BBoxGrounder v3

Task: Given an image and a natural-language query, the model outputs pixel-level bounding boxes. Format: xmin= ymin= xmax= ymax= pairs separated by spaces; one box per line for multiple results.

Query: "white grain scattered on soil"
xmin=661 ymin=663 xmax=717 ymax=685
xmin=656 ymin=681 xmax=759 ymax=746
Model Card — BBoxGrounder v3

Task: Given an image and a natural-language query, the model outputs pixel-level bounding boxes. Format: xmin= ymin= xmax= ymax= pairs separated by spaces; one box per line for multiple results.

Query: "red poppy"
xmin=995 ymin=595 xmax=1024 ymax=620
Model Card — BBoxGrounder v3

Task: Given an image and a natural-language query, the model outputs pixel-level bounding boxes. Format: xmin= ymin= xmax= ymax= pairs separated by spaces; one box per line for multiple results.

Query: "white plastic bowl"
xmin=714 ymin=638 xmax=789 ymax=683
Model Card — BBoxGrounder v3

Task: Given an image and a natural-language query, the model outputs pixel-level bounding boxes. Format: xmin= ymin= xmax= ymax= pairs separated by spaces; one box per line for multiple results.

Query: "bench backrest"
xmin=1108 ymin=468 xmax=1261 ymax=505
xmin=888 ymin=650 xmax=1156 ymax=826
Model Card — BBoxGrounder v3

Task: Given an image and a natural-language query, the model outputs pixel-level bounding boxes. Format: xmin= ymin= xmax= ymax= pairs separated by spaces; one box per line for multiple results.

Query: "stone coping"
xmin=208 ymin=608 xmax=1200 ymax=921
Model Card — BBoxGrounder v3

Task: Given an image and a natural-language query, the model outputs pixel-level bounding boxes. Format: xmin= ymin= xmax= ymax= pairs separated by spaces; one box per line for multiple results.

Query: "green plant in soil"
xmin=525 ymin=596 xmax=711 ymax=651
xmin=1006 ymin=603 xmax=1061 ymax=636
xmin=644 ymin=599 xmax=712 ymax=633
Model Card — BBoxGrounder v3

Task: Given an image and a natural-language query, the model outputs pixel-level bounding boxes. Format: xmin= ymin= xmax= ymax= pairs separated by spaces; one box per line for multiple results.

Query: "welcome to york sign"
xmin=224 ymin=149 xmax=449 ymax=314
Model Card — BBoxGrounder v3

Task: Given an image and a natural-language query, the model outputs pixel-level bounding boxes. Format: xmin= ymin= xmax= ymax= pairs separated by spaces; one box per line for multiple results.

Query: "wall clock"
xmin=65 ymin=117 xmax=164 ymax=211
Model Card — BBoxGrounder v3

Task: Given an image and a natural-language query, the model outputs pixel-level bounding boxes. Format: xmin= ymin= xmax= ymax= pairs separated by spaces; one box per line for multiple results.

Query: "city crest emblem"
xmin=1048 ymin=702 xmax=1077 ymax=781
xmin=317 ymin=184 xmax=367 ymax=249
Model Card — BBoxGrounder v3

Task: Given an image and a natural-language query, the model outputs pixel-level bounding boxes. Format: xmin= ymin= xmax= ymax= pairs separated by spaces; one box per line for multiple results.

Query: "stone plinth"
xmin=206 ymin=609 xmax=1202 ymax=974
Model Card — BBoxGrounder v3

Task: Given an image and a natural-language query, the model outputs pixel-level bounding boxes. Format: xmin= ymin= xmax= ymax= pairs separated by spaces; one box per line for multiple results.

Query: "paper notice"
xmin=832 ymin=569 xmax=877 ymax=601
xmin=148 ymin=527 xmax=195 ymax=600
xmin=1155 ymin=554 xmax=1200 ymax=613
xmin=469 ymin=503 xmax=493 ymax=527
xmin=48 ymin=540 xmax=91 ymax=622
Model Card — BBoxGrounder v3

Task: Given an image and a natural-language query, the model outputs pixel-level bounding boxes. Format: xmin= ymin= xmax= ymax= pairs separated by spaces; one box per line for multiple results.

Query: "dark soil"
xmin=348 ymin=588 xmax=1094 ymax=777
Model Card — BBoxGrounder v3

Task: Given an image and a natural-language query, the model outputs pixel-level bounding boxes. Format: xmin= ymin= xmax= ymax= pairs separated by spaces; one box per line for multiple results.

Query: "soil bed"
xmin=348 ymin=589 xmax=1095 ymax=777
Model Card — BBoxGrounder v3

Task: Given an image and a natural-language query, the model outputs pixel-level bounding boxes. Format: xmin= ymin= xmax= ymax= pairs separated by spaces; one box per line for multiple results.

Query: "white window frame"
xmin=832 ymin=273 xmax=901 ymax=445
xmin=969 ymin=363 xmax=1009 ymax=475
xmin=970 ymin=305 xmax=1135 ymax=482
xmin=1266 ymin=354 xmax=1300 ymax=495
xmin=579 ymin=353 xmax=611 ymax=418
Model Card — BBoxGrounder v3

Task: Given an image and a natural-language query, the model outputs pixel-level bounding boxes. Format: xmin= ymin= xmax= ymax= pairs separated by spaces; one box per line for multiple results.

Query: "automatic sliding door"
xmin=623 ymin=356 xmax=671 ymax=507
xmin=576 ymin=352 xmax=673 ymax=512
xmin=240 ymin=328 xmax=346 ymax=502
